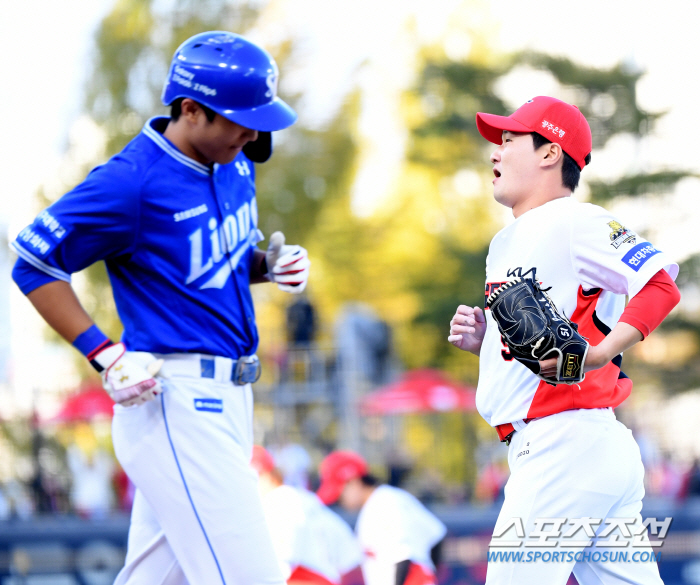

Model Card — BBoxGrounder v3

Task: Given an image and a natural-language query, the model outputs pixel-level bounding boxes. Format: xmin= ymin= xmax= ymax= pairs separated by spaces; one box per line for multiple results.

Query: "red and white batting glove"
xmin=92 ymin=343 xmax=165 ymax=406
xmin=268 ymin=244 xmax=310 ymax=293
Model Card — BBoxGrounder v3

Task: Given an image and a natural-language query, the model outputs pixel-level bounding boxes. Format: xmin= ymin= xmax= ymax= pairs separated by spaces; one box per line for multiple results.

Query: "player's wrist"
xmin=72 ymin=324 xmax=115 ymax=371
xmin=584 ymin=344 xmax=610 ymax=372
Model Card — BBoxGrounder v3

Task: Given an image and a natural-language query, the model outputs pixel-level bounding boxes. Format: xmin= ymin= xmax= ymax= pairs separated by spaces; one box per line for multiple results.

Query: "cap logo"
xmin=265 ymin=72 xmax=278 ymax=99
xmin=339 ymin=465 xmax=356 ymax=480
xmin=541 ymin=119 xmax=566 ymax=139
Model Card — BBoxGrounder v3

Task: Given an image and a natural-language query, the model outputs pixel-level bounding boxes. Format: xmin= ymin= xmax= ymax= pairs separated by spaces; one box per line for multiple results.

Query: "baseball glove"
xmin=486 ymin=275 xmax=589 ymax=385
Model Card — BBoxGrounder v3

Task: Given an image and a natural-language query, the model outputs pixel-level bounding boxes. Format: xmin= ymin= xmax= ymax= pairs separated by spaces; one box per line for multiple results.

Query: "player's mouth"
xmin=493 ymin=168 xmax=502 ymax=182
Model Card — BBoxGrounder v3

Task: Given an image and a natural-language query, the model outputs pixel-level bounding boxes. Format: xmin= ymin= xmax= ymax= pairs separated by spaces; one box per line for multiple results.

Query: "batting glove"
xmin=92 ymin=343 xmax=165 ymax=406
xmin=268 ymin=244 xmax=310 ymax=293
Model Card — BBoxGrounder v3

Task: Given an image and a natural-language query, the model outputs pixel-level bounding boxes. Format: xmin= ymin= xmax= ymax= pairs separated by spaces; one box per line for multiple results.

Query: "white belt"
xmin=129 ymin=352 xmax=253 ymax=385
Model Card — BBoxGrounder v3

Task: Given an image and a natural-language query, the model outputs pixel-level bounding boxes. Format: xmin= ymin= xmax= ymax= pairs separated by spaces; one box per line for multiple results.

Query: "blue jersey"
xmin=11 ymin=117 xmax=264 ymax=359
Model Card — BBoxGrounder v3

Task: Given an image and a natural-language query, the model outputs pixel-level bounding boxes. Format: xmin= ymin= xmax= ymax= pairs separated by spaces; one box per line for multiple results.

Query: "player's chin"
xmin=493 ymin=190 xmax=512 ymax=208
xmin=216 ymin=147 xmax=243 ymax=165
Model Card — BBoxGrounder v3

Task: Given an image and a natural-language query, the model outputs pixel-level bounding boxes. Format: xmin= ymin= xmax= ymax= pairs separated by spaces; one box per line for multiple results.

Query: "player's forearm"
xmin=585 ymin=322 xmax=643 ymax=372
xmin=26 ymin=280 xmax=95 ymax=343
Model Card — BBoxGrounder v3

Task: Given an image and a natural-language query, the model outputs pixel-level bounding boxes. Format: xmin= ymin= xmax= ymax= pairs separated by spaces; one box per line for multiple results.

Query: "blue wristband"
xmin=72 ymin=324 xmax=112 ymax=358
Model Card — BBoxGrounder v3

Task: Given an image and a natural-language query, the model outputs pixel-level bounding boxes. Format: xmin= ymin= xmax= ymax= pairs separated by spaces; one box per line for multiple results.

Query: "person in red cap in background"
xmin=448 ymin=96 xmax=680 ymax=584
xmin=317 ymin=451 xmax=447 ymax=585
xmin=251 ymin=446 xmax=363 ymax=585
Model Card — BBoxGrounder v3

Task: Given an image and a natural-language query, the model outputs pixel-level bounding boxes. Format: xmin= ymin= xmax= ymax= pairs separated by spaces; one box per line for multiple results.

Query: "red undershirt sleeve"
xmin=618 ymin=269 xmax=681 ymax=338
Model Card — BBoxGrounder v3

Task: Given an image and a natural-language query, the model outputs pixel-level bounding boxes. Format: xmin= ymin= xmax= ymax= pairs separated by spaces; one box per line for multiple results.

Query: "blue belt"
xmin=199 ymin=355 xmax=261 ymax=385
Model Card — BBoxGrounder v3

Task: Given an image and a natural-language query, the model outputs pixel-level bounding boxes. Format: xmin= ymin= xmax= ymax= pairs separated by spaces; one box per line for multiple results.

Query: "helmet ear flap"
xmin=242 ymin=131 xmax=272 ymax=163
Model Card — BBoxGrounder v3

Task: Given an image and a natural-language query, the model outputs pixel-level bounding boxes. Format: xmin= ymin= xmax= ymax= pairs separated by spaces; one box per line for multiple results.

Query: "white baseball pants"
xmin=486 ymin=408 xmax=664 ymax=585
xmin=111 ymin=354 xmax=285 ymax=585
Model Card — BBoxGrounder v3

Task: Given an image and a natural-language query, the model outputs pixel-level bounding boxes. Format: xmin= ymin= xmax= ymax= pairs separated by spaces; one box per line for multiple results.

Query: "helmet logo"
xmin=265 ymin=72 xmax=278 ymax=99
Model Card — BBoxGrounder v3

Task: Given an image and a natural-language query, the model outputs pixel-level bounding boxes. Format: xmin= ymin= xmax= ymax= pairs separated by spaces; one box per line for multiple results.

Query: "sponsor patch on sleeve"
xmin=621 ymin=242 xmax=661 ymax=272
xmin=17 ymin=226 xmax=54 ymax=257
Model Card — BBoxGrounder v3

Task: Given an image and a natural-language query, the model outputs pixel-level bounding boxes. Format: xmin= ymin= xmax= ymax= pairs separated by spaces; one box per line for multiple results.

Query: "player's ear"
xmin=540 ymin=142 xmax=563 ymax=169
xmin=180 ymin=98 xmax=202 ymax=123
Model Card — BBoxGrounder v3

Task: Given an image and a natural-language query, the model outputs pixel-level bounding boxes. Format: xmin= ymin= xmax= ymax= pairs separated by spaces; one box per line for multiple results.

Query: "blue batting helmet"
xmin=161 ymin=31 xmax=297 ymax=133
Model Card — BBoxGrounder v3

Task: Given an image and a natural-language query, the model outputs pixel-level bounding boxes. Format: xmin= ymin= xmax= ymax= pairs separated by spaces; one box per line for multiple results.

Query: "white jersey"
xmin=477 ymin=197 xmax=678 ymax=427
xmin=262 ymin=485 xmax=363 ymax=584
xmin=356 ymin=485 xmax=447 ymax=585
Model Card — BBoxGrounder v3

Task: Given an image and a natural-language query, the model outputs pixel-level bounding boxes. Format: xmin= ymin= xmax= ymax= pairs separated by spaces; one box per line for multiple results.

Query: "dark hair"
xmin=531 ymin=132 xmax=591 ymax=192
xmin=170 ymin=97 xmax=216 ymax=122
xmin=360 ymin=474 xmax=379 ymax=487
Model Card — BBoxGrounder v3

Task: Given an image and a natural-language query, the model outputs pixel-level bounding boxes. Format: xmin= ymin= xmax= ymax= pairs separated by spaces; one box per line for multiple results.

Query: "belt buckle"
xmin=233 ymin=355 xmax=261 ymax=385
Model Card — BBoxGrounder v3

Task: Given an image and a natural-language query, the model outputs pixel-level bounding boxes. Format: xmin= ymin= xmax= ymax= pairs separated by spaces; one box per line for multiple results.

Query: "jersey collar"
xmin=143 ymin=117 xmax=211 ymax=176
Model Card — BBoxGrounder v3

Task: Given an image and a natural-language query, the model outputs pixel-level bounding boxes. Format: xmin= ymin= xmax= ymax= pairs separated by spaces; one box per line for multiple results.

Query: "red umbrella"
xmin=51 ymin=384 xmax=115 ymax=423
xmin=360 ymin=369 xmax=476 ymax=415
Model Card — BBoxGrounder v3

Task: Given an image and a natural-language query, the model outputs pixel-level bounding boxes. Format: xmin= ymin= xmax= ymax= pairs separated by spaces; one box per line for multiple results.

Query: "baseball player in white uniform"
xmin=317 ymin=451 xmax=447 ymax=585
xmin=251 ymin=446 xmax=363 ymax=585
xmin=448 ymin=96 xmax=681 ymax=584
xmin=11 ymin=32 xmax=310 ymax=585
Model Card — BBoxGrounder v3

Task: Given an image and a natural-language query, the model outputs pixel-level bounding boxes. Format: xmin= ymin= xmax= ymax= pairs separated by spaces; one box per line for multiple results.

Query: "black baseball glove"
xmin=486 ymin=274 xmax=589 ymax=385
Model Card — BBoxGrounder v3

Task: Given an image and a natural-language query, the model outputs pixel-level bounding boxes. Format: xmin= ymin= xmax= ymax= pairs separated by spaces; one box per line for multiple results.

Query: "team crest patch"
xmin=194 ymin=398 xmax=223 ymax=413
xmin=608 ymin=220 xmax=636 ymax=248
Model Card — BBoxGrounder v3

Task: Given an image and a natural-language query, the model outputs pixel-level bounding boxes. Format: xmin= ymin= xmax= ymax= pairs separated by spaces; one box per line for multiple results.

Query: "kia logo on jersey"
xmin=486 ymin=267 xmax=541 ymax=308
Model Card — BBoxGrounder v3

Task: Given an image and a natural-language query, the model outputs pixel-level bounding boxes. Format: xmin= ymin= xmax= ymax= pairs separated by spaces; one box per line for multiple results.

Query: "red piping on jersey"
xmin=619 ymin=269 xmax=680 ymax=338
xmin=288 ymin=566 xmax=337 ymax=585
xmin=403 ymin=563 xmax=437 ymax=585
xmin=526 ymin=286 xmax=632 ymax=419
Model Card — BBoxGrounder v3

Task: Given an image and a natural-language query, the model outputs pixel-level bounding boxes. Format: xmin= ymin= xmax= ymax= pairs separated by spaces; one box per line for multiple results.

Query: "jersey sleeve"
xmin=11 ymin=257 xmax=60 ymax=295
xmin=569 ymin=203 xmax=679 ymax=298
xmin=10 ymin=157 xmax=141 ymax=288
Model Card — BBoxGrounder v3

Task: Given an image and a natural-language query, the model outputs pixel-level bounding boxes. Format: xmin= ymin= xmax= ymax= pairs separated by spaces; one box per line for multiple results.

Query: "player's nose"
xmin=490 ymin=146 xmax=501 ymax=164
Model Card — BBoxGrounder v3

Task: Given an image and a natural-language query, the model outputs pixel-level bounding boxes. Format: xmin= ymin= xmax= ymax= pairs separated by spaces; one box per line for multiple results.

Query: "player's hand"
xmin=539 ymin=345 xmax=608 ymax=378
xmin=270 ymin=244 xmax=310 ymax=293
xmin=92 ymin=343 xmax=165 ymax=406
xmin=448 ymin=305 xmax=487 ymax=355
xmin=538 ymin=357 xmax=558 ymax=378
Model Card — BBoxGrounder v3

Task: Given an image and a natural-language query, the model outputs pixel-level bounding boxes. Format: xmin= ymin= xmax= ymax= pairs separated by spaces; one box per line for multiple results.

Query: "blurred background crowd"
xmin=1 ymin=0 xmax=699 ymax=583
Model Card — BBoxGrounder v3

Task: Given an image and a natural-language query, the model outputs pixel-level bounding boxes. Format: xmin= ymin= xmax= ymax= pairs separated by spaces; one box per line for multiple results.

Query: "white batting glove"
xmin=92 ymin=343 xmax=165 ymax=406
xmin=268 ymin=244 xmax=310 ymax=293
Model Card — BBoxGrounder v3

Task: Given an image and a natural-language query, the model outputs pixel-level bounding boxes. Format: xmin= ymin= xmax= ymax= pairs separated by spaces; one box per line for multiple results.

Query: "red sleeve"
xmin=619 ymin=269 xmax=681 ymax=338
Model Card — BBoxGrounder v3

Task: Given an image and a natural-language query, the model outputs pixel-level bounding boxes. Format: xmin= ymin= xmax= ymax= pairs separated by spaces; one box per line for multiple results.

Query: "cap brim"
xmin=317 ymin=480 xmax=344 ymax=505
xmin=476 ymin=112 xmax=532 ymax=145
xmin=221 ymin=97 xmax=297 ymax=132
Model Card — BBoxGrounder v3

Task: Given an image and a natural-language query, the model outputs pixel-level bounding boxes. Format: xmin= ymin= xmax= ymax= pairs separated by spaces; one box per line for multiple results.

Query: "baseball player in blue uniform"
xmin=10 ymin=32 xmax=309 ymax=585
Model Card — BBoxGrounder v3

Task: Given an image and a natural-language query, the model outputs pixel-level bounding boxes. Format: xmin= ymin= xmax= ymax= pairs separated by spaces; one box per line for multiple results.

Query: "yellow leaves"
xmin=102 ymin=0 xmax=154 ymax=42
xmin=402 ymin=412 xmax=478 ymax=485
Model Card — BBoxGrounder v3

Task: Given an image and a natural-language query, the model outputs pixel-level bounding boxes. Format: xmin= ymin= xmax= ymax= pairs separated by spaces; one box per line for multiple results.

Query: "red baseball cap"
xmin=250 ymin=445 xmax=276 ymax=475
xmin=476 ymin=96 xmax=592 ymax=170
xmin=316 ymin=451 xmax=368 ymax=505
